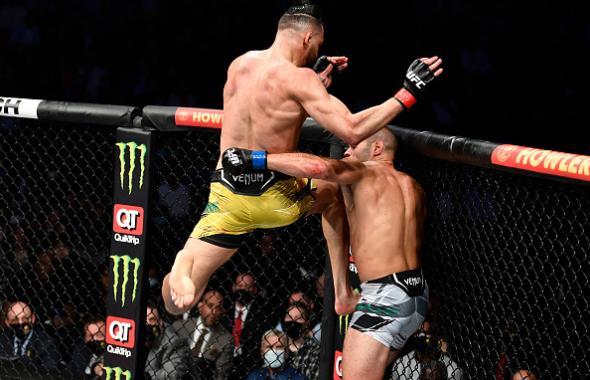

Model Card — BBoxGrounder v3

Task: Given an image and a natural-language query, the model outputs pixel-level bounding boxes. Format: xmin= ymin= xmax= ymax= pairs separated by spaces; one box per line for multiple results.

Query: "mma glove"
xmin=222 ymin=147 xmax=267 ymax=174
xmin=394 ymin=58 xmax=437 ymax=110
xmin=313 ymin=55 xmax=332 ymax=73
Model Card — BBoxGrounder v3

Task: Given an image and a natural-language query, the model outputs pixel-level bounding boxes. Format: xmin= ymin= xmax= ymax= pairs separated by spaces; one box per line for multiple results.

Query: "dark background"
xmin=1 ymin=0 xmax=588 ymax=154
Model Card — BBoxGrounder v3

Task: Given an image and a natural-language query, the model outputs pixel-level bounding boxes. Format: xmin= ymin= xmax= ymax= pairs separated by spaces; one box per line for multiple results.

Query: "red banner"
xmin=174 ymin=107 xmax=223 ymax=129
xmin=492 ymin=144 xmax=590 ymax=182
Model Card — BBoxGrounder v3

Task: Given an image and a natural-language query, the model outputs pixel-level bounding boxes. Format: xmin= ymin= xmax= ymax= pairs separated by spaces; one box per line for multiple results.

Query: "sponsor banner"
xmin=333 ymin=350 xmax=343 ymax=380
xmin=492 ymin=144 xmax=590 ymax=182
xmin=106 ymin=316 xmax=136 ymax=349
xmin=107 ymin=129 xmax=153 ymax=380
xmin=113 ymin=205 xmax=144 ymax=235
xmin=110 ymin=255 xmax=141 ymax=308
xmin=174 ymin=107 xmax=223 ymax=129
xmin=0 ymin=97 xmax=42 ymax=119
xmin=115 ymin=141 xmax=147 ymax=195
xmin=104 ymin=366 xmax=132 ymax=380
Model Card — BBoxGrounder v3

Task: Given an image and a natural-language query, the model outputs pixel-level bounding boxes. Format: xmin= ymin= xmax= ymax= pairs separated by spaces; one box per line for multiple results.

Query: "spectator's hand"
xmin=92 ymin=362 xmax=104 ymax=377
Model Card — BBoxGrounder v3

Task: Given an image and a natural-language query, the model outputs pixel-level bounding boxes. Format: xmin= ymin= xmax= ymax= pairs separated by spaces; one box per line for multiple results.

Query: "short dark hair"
xmin=278 ymin=0 xmax=322 ymax=31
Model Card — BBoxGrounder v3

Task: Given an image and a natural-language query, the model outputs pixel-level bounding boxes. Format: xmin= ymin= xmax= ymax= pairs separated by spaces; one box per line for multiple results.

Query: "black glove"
xmin=222 ymin=147 xmax=267 ymax=173
xmin=394 ymin=58 xmax=437 ymax=109
xmin=313 ymin=55 xmax=332 ymax=73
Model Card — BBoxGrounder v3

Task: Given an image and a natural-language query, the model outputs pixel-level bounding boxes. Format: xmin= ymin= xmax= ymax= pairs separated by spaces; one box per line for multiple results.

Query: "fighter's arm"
xmin=293 ymin=56 xmax=443 ymax=145
xmin=293 ymin=68 xmax=403 ymax=145
xmin=266 ymin=152 xmax=365 ymax=184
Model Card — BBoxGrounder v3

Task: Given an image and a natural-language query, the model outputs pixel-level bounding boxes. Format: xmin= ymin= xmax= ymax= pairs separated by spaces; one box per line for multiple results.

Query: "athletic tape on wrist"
xmin=252 ymin=151 xmax=267 ymax=170
xmin=394 ymin=88 xmax=417 ymax=109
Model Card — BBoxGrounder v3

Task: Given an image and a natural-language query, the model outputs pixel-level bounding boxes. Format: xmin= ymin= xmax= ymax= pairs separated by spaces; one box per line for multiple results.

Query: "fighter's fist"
xmin=394 ymin=56 xmax=443 ymax=109
xmin=222 ymin=147 xmax=267 ymax=174
xmin=313 ymin=55 xmax=348 ymax=88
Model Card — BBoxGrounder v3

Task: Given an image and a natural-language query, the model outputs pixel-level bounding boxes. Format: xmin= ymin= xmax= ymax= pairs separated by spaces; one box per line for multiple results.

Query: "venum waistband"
xmin=211 ymin=169 xmax=291 ymax=196
xmin=366 ymin=268 xmax=425 ymax=297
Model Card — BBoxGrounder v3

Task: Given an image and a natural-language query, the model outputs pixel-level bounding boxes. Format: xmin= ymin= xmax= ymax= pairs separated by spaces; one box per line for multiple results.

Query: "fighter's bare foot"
xmin=168 ymin=270 xmax=196 ymax=311
xmin=335 ymin=290 xmax=360 ymax=315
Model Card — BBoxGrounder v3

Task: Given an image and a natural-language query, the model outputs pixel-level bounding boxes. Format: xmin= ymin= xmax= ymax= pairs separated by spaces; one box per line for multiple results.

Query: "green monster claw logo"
xmin=104 ymin=366 xmax=132 ymax=380
xmin=338 ymin=314 xmax=350 ymax=336
xmin=116 ymin=141 xmax=147 ymax=195
xmin=110 ymin=255 xmax=140 ymax=307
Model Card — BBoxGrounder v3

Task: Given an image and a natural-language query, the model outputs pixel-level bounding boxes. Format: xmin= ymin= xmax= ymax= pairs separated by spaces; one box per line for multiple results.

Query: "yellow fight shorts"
xmin=191 ymin=169 xmax=316 ymax=248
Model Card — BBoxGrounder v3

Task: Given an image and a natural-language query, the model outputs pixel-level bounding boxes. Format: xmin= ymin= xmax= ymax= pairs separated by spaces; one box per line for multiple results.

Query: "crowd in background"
xmin=2 ymin=0 xmax=589 ymax=154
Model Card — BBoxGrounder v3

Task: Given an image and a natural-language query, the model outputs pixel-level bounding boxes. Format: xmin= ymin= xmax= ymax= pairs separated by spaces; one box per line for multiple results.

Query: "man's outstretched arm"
xmin=235 ymin=150 xmax=364 ymax=184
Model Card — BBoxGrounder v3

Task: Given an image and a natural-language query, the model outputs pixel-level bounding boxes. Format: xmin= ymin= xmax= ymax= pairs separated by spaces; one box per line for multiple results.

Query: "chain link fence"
xmin=2 ymin=117 xmax=589 ymax=379
xmin=1 ymin=118 xmax=113 ymax=379
xmin=147 ymin=130 xmax=330 ymax=379
xmin=389 ymin=150 xmax=590 ymax=379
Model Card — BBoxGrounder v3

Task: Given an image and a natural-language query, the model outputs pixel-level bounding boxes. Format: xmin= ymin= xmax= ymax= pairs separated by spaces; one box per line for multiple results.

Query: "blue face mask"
xmin=263 ymin=348 xmax=286 ymax=369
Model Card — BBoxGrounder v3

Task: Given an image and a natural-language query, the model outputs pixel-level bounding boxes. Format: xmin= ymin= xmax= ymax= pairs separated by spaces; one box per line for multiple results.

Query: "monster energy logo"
xmin=338 ymin=314 xmax=350 ymax=336
xmin=110 ymin=255 xmax=140 ymax=307
xmin=104 ymin=366 xmax=132 ymax=380
xmin=116 ymin=141 xmax=147 ymax=195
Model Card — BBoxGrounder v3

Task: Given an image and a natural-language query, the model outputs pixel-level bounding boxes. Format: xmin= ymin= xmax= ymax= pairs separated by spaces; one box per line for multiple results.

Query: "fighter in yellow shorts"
xmin=161 ymin=0 xmax=442 ymax=316
xmin=191 ymin=169 xmax=315 ymax=248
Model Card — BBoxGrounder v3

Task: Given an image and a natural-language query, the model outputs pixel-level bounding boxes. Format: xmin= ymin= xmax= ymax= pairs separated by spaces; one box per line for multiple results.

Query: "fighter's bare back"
xmin=341 ymin=161 xmax=426 ymax=282
xmin=218 ymin=50 xmax=312 ymax=167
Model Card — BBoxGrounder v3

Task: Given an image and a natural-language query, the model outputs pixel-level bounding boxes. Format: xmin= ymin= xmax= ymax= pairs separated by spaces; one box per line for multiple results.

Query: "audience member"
xmin=246 ymin=329 xmax=307 ymax=380
xmin=0 ymin=301 xmax=60 ymax=370
xmin=511 ymin=369 xmax=538 ymax=380
xmin=174 ymin=290 xmax=232 ymax=380
xmin=390 ymin=333 xmax=463 ymax=380
xmin=227 ymin=272 xmax=274 ymax=380
xmin=145 ymin=300 xmax=190 ymax=380
xmin=67 ymin=315 xmax=106 ymax=379
xmin=283 ymin=303 xmax=321 ymax=380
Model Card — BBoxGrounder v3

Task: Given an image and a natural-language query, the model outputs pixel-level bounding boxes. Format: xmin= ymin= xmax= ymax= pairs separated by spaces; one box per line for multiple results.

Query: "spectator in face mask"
xmin=227 ymin=272 xmax=274 ymax=380
xmin=66 ymin=315 xmax=106 ymax=380
xmin=283 ymin=303 xmax=322 ymax=380
xmin=246 ymin=329 xmax=307 ymax=380
xmin=144 ymin=300 xmax=191 ymax=380
xmin=0 ymin=300 xmax=60 ymax=370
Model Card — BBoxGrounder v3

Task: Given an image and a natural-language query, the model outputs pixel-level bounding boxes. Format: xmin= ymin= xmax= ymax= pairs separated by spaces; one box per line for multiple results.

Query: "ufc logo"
xmin=106 ymin=316 xmax=136 ymax=348
xmin=113 ymin=204 xmax=144 ymax=235
xmin=406 ymin=71 xmax=426 ymax=89
xmin=225 ymin=149 xmax=241 ymax=165
xmin=0 ymin=98 xmax=21 ymax=115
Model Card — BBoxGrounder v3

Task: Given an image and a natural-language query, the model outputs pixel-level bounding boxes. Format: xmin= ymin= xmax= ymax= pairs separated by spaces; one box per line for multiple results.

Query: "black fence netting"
xmin=2 ymin=116 xmax=589 ymax=380
xmin=388 ymin=150 xmax=590 ymax=379
xmin=147 ymin=130 xmax=330 ymax=380
xmin=0 ymin=118 xmax=114 ymax=379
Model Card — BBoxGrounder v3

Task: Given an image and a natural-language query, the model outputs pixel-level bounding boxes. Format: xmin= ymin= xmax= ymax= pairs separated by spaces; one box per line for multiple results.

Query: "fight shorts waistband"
xmin=366 ymin=268 xmax=425 ymax=297
xmin=211 ymin=169 xmax=291 ymax=196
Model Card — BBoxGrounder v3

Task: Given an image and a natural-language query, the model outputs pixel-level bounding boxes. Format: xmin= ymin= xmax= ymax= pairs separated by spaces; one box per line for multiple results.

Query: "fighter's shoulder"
xmin=228 ymin=50 xmax=265 ymax=72
xmin=395 ymin=171 xmax=425 ymax=197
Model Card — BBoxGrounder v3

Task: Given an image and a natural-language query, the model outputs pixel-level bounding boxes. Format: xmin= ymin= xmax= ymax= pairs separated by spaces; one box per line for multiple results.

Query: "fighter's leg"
xmin=313 ymin=179 xmax=359 ymax=315
xmin=342 ymin=328 xmax=394 ymax=380
xmin=163 ymin=237 xmax=236 ymax=315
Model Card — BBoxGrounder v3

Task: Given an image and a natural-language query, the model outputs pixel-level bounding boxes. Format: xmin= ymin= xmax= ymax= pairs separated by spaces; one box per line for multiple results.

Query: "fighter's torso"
xmin=342 ymin=162 xmax=425 ymax=282
xmin=217 ymin=50 xmax=308 ymax=168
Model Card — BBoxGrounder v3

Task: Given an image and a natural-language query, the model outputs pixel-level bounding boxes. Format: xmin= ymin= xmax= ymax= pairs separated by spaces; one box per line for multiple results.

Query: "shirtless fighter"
xmin=163 ymin=0 xmax=442 ymax=316
xmin=224 ymin=128 xmax=428 ymax=380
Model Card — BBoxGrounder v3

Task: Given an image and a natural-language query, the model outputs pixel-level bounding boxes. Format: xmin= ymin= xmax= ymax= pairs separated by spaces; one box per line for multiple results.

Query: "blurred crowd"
xmin=2 ymin=0 xmax=589 ymax=153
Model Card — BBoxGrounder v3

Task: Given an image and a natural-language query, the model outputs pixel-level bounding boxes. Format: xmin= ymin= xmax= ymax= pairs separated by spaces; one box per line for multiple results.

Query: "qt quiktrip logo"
xmin=333 ymin=350 xmax=343 ymax=379
xmin=113 ymin=204 xmax=143 ymax=245
xmin=106 ymin=316 xmax=135 ymax=357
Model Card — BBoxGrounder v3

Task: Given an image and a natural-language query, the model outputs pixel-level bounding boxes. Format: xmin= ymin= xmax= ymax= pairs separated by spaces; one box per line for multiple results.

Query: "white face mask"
xmin=263 ymin=348 xmax=286 ymax=369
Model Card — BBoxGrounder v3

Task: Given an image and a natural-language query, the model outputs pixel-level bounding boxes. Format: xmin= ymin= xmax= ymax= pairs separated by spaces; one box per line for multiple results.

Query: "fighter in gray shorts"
xmin=350 ymin=268 xmax=429 ymax=350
